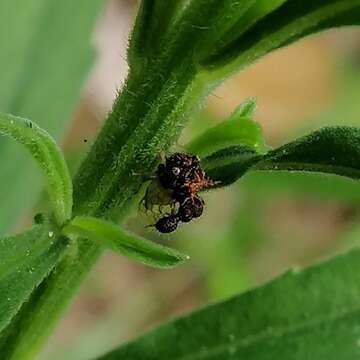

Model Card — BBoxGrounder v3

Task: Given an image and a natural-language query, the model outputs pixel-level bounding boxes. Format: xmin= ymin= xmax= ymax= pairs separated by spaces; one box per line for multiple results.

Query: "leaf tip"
xmin=232 ymin=97 xmax=257 ymax=118
xmin=161 ymin=250 xmax=190 ymax=269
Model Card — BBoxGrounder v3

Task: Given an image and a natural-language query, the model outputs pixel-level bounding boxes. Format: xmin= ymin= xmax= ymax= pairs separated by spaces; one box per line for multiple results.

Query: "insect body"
xmin=157 ymin=153 xmax=212 ymax=195
xmin=178 ymin=196 xmax=204 ymax=223
xmin=155 ymin=214 xmax=180 ymax=233
xmin=143 ymin=152 xmax=214 ymax=233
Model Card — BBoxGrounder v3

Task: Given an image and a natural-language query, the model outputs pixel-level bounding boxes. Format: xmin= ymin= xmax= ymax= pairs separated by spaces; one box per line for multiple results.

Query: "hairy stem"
xmin=2 ymin=62 xmax=207 ymax=359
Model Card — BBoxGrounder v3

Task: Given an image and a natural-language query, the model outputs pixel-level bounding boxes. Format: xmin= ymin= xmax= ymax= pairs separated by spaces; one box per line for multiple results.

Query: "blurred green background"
xmin=0 ymin=1 xmax=359 ymax=359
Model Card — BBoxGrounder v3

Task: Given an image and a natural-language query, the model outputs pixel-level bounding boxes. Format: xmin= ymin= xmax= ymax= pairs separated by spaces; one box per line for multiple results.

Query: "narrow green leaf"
xmin=99 ymin=248 xmax=360 ymax=360
xmin=209 ymin=0 xmax=287 ymax=52
xmin=0 ymin=230 xmax=66 ymax=333
xmin=160 ymin=0 xmax=256 ymax=68
xmin=186 ymin=98 xmax=267 ymax=157
xmin=63 ymin=216 xmax=189 ymax=269
xmin=255 ymin=126 xmax=360 ymax=179
xmin=128 ymin=0 xmax=286 ymax=75
xmin=0 ymin=113 xmax=72 ymax=225
xmin=204 ymin=0 xmax=360 ymax=80
xmin=0 ymin=224 xmax=53 ymax=281
xmin=203 ymin=126 xmax=360 ymax=187
xmin=0 ymin=0 xmax=102 ymax=232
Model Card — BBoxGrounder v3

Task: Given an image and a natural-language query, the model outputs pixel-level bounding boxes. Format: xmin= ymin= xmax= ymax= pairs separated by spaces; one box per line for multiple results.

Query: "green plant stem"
xmin=2 ymin=63 xmax=208 ymax=359
xmin=72 ymin=62 xmax=202 ymax=216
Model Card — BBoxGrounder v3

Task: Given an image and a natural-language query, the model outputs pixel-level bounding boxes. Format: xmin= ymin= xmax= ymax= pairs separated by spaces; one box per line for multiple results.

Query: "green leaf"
xmin=211 ymin=0 xmax=288 ymax=50
xmin=0 ymin=227 xmax=66 ymax=333
xmin=0 ymin=113 xmax=72 ymax=225
xmin=98 ymin=247 xmax=360 ymax=359
xmin=255 ymin=126 xmax=360 ymax=179
xmin=203 ymin=0 xmax=360 ymax=80
xmin=0 ymin=0 xmax=102 ymax=232
xmin=63 ymin=216 xmax=189 ymax=269
xmin=186 ymin=97 xmax=267 ymax=157
xmin=164 ymin=0 xmax=256 ymax=63
xmin=0 ymin=224 xmax=53 ymax=281
xmin=204 ymin=126 xmax=360 ymax=187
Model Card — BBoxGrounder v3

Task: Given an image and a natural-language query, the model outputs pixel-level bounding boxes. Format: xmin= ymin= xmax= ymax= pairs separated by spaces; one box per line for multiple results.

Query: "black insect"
xmin=157 ymin=153 xmax=201 ymax=190
xmin=144 ymin=152 xmax=214 ymax=233
xmin=178 ymin=196 xmax=204 ymax=223
xmin=155 ymin=214 xmax=180 ymax=233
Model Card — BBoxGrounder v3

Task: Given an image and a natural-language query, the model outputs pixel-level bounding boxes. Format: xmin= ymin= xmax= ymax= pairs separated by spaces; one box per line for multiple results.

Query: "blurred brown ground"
xmin=41 ymin=1 xmax=360 ymax=359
